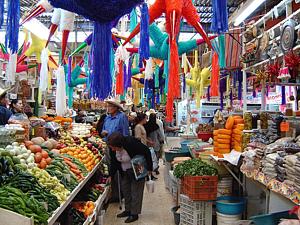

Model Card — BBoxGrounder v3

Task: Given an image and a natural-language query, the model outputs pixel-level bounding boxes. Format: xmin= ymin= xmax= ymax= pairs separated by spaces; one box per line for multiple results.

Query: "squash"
xmin=218 ymin=129 xmax=232 ymax=135
xmin=31 ymin=137 xmax=45 ymax=145
xmin=48 ymin=139 xmax=58 ymax=149
xmin=218 ymin=143 xmax=231 ymax=149
xmin=213 ymin=130 xmax=219 ymax=136
xmin=233 ymin=129 xmax=242 ymax=136
xmin=218 ymin=139 xmax=231 ymax=144
xmin=41 ymin=141 xmax=53 ymax=150
xmin=233 ymin=146 xmax=242 ymax=151
xmin=233 ymin=116 xmax=242 ymax=120
xmin=214 ymin=147 xmax=219 ymax=152
xmin=218 ymin=149 xmax=231 ymax=154
xmin=234 ymin=119 xmax=244 ymax=125
xmin=225 ymin=116 xmax=235 ymax=130
xmin=218 ymin=134 xmax=231 ymax=139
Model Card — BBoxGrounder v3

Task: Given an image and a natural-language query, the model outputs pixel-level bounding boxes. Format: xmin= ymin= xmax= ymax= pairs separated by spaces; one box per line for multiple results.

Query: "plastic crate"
xmin=179 ymin=194 xmax=212 ymax=225
xmin=163 ymin=162 xmax=172 ymax=190
xmin=181 ymin=176 xmax=218 ymax=201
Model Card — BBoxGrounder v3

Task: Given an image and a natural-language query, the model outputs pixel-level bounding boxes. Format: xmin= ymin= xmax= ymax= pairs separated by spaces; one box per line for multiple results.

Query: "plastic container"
xmin=250 ymin=210 xmax=297 ymax=225
xmin=180 ymin=140 xmax=194 ymax=152
xmin=217 ymin=177 xmax=233 ymax=197
xmin=165 ymin=149 xmax=191 ymax=162
xmin=181 ymin=176 xmax=218 ymax=201
xmin=171 ymin=206 xmax=180 ymax=225
xmin=197 ymin=132 xmax=213 ymax=141
xmin=216 ymin=196 xmax=246 ymax=215
xmin=217 ymin=212 xmax=241 ymax=225
xmin=179 ymin=194 xmax=213 ymax=225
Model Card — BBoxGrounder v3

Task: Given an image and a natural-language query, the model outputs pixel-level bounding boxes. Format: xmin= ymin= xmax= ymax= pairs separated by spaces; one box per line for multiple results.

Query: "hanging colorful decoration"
xmin=5 ymin=0 xmax=20 ymax=53
xmin=46 ymin=8 xmax=61 ymax=47
xmin=138 ymin=2 xmax=150 ymax=67
xmin=284 ymin=51 xmax=300 ymax=80
xmin=123 ymin=0 xmax=212 ymax=121
xmin=210 ymin=0 xmax=228 ymax=34
xmin=210 ymin=52 xmax=220 ymax=97
xmin=20 ymin=0 xmax=53 ymax=25
xmin=127 ymin=23 xmax=217 ymax=60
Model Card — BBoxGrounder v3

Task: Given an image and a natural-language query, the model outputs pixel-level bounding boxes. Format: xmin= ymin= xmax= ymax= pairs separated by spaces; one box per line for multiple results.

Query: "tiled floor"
xmin=103 ymin=163 xmax=175 ymax=225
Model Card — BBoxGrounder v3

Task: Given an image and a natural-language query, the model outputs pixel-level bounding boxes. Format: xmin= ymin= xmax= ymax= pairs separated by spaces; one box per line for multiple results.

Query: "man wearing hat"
xmin=102 ymin=98 xmax=129 ymax=203
xmin=0 ymin=89 xmax=12 ymax=125
xmin=102 ymin=99 xmax=129 ymax=138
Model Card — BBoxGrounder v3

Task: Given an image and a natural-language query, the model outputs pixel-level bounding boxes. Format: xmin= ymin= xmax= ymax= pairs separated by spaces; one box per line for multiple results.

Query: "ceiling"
xmin=18 ymin=0 xmax=243 ymax=33
xmin=16 ymin=0 xmax=282 ymax=41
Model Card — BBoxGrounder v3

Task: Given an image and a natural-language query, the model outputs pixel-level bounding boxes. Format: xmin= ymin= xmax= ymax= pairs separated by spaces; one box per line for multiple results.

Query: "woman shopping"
xmin=134 ymin=113 xmax=153 ymax=146
xmin=144 ymin=113 xmax=164 ymax=174
xmin=107 ymin=132 xmax=153 ymax=223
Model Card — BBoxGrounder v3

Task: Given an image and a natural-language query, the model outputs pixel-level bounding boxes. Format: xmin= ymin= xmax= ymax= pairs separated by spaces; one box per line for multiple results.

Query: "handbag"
xmin=131 ymin=155 xmax=148 ymax=180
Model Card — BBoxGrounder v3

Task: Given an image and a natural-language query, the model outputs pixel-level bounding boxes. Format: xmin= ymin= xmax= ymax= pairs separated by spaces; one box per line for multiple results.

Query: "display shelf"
xmin=244 ymin=44 xmax=300 ymax=71
xmin=47 ymin=163 xmax=101 ymax=225
xmin=82 ymin=186 xmax=110 ymax=225
xmin=241 ymin=166 xmax=300 ymax=205
xmin=242 ymin=0 xmax=300 ymax=37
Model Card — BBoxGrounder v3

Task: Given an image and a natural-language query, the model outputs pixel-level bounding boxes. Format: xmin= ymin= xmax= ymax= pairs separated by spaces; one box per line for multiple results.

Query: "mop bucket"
xmin=146 ymin=176 xmax=155 ymax=193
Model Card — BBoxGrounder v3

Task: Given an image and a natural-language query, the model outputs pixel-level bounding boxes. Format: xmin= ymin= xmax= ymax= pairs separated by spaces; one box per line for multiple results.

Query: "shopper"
xmin=128 ymin=112 xmax=137 ymax=136
xmin=10 ymin=99 xmax=24 ymax=115
xmin=107 ymin=132 xmax=153 ymax=223
xmin=102 ymin=99 xmax=129 ymax=203
xmin=144 ymin=113 xmax=164 ymax=174
xmin=102 ymin=99 xmax=129 ymax=138
xmin=0 ymin=89 xmax=12 ymax=125
xmin=75 ymin=110 xmax=86 ymax=123
xmin=163 ymin=117 xmax=180 ymax=137
xmin=96 ymin=113 xmax=107 ymax=136
xmin=134 ymin=112 xmax=152 ymax=145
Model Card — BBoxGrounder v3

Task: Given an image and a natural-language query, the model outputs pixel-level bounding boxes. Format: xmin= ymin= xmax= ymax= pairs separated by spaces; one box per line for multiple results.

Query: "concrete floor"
xmin=103 ymin=162 xmax=175 ymax=225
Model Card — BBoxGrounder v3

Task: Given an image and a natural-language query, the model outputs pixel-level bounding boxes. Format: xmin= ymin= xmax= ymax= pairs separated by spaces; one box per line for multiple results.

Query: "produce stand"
xmin=47 ymin=163 xmax=101 ymax=225
xmin=82 ymin=186 xmax=110 ymax=225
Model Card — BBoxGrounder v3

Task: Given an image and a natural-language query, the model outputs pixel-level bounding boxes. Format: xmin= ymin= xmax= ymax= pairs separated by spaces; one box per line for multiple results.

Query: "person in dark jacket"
xmin=0 ymin=90 xmax=12 ymax=125
xmin=107 ymin=132 xmax=153 ymax=223
xmin=96 ymin=113 xmax=107 ymax=136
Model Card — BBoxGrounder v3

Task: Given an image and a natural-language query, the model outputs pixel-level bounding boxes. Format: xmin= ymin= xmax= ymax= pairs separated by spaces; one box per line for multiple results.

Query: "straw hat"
xmin=146 ymin=109 xmax=157 ymax=116
xmin=105 ymin=98 xmax=124 ymax=111
xmin=0 ymin=87 xmax=12 ymax=98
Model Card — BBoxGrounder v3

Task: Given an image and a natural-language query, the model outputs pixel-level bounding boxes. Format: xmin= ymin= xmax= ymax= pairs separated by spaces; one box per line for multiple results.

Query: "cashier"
xmin=0 ymin=88 xmax=12 ymax=125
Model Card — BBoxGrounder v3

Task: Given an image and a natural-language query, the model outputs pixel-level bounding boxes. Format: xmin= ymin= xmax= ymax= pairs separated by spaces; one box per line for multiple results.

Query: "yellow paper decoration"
xmin=25 ymin=31 xmax=46 ymax=63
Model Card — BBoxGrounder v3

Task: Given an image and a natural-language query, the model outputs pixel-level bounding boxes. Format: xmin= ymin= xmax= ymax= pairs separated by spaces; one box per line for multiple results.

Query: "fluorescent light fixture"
xmin=234 ymin=0 xmax=266 ymax=26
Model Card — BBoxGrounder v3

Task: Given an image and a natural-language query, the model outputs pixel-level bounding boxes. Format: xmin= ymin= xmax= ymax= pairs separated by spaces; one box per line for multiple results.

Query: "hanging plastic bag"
xmin=131 ymin=155 xmax=148 ymax=180
xmin=149 ymin=147 xmax=158 ymax=171
xmin=146 ymin=176 xmax=155 ymax=193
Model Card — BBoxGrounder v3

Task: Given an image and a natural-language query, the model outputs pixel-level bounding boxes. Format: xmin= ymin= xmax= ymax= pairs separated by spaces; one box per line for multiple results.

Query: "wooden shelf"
xmin=244 ymin=44 xmax=300 ymax=71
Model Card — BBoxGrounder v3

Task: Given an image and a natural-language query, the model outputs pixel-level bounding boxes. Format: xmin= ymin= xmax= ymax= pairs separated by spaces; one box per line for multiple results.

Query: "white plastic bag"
xmin=149 ymin=147 xmax=158 ymax=171
xmin=146 ymin=176 xmax=155 ymax=193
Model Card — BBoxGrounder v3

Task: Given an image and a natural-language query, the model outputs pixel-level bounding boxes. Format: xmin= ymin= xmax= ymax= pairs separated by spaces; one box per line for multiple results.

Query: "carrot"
xmin=71 ymin=168 xmax=81 ymax=175
xmin=64 ymin=160 xmax=78 ymax=169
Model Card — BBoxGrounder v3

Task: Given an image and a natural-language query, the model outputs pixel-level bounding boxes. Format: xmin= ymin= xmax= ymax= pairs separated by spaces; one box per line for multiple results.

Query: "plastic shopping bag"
xmin=146 ymin=176 xmax=155 ymax=193
xmin=131 ymin=155 xmax=148 ymax=180
xmin=149 ymin=147 xmax=158 ymax=171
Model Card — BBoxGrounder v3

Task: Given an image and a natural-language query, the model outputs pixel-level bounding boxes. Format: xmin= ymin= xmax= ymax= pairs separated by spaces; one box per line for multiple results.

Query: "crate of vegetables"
xmin=173 ymin=159 xmax=218 ymax=201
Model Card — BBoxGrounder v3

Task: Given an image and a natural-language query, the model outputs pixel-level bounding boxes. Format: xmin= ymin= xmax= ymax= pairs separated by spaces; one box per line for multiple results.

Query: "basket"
xmin=179 ymin=194 xmax=212 ymax=225
xmin=181 ymin=176 xmax=218 ymax=201
xmin=197 ymin=132 xmax=213 ymax=141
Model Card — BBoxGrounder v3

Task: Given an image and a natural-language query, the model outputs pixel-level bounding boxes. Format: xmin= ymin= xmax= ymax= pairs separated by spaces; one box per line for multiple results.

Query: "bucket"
xmin=171 ymin=206 xmax=180 ymax=225
xmin=217 ymin=177 xmax=233 ymax=197
xmin=217 ymin=212 xmax=242 ymax=225
xmin=146 ymin=177 xmax=155 ymax=193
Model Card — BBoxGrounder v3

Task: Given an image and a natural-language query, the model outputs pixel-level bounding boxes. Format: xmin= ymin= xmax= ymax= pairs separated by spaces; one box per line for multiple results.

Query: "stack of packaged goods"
xmin=231 ymin=116 xmax=244 ymax=152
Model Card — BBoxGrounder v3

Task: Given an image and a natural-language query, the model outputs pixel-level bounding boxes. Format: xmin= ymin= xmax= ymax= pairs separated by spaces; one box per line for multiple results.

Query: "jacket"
xmin=0 ymin=105 xmax=12 ymax=125
xmin=109 ymin=136 xmax=153 ymax=177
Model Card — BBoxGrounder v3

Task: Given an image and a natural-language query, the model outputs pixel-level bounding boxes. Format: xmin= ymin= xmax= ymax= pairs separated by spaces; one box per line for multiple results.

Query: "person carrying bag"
xmin=107 ymin=132 xmax=153 ymax=223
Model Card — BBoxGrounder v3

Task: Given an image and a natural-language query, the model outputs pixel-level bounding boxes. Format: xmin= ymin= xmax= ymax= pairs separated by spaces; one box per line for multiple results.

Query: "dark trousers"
xmin=121 ymin=169 xmax=145 ymax=215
